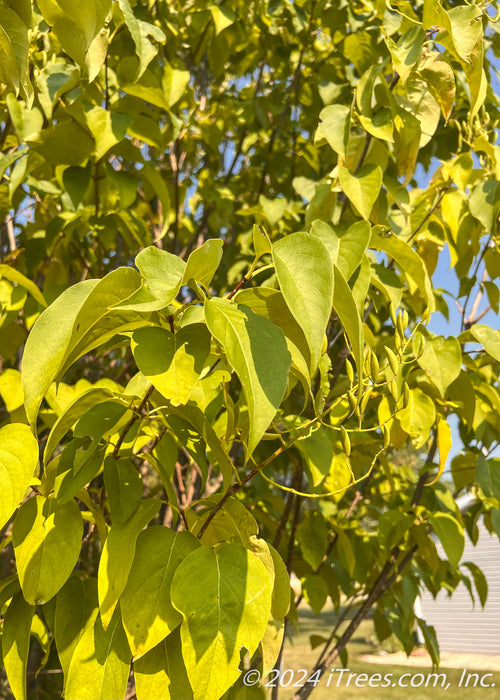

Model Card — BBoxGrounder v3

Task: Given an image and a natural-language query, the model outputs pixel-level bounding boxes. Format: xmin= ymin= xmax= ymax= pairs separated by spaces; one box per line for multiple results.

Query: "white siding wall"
xmin=420 ymin=520 xmax=500 ymax=655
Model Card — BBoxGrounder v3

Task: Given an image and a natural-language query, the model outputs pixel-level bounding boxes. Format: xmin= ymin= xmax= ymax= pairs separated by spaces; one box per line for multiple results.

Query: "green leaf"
xmin=2 ymin=592 xmax=34 ymax=700
xmin=296 ymin=426 xmax=336 ymax=488
xmin=117 ymin=246 xmax=186 ymax=312
xmin=21 ymin=280 xmax=99 ymax=424
xmin=165 ymin=404 xmax=235 ymax=488
xmin=399 ymin=74 xmax=441 ymax=147
xmin=55 ymin=445 xmax=107 ymax=505
xmin=210 ymin=5 xmax=235 ymax=35
xmin=0 ymin=423 xmax=39 ymax=531
xmin=398 ymin=387 xmax=436 ymax=448
xmin=470 ymin=323 xmax=500 ymax=362
xmin=268 ymin=544 xmax=290 ymax=621
xmin=393 ymin=108 xmax=421 ymax=185
xmin=103 ymin=457 xmax=143 ymax=526
xmin=65 ymin=606 xmax=131 ymax=700
xmin=335 ymin=220 xmax=371 ymax=281
xmin=428 ymin=512 xmax=464 ymax=569
xmin=0 ymin=7 xmax=31 ymax=99
xmin=182 ymin=238 xmax=224 ymax=289
xmin=164 ymin=414 xmax=209 ymax=486
xmin=63 ymin=166 xmax=92 ymax=209
xmin=297 ymin=511 xmax=328 ymax=570
xmin=436 ymin=1 xmax=482 ymax=64
xmin=134 ymin=628 xmax=193 ymax=700
xmin=23 ymin=269 xmax=142 ymax=427
xmin=476 ymin=454 xmax=500 ymax=500
xmin=318 ymin=104 xmax=350 ymax=160
xmin=462 ymin=562 xmax=488 ymax=609
xmin=260 ymin=619 xmax=285 ymax=678
xmin=28 ymin=120 xmax=95 ymax=166
xmin=188 ymin=495 xmax=259 ymax=547
xmin=121 ymin=527 xmax=200 ymax=658
xmin=0 ymin=263 xmax=46 ymax=307
xmin=117 ymin=0 xmax=166 ymax=79
xmin=272 ymin=231 xmax=333 ymax=375
xmin=252 ymin=224 xmax=272 ymax=261
xmin=0 ymin=369 xmax=23 ymax=413
xmin=12 ymin=495 xmax=83 ymax=605
xmin=37 ymin=0 xmax=112 ymax=80
xmin=234 ymin=287 xmax=311 ymax=383
xmin=338 ymin=164 xmax=382 ymax=220
xmin=469 ymin=181 xmax=500 ymax=233
xmin=370 ymin=228 xmax=435 ymax=312
xmin=205 ymin=297 xmax=291 ymax=455
xmin=386 ymin=25 xmax=425 ymax=85
xmin=44 ymin=387 xmax=128 ymax=464
xmin=416 ymin=618 xmax=440 ymax=668
xmin=162 ymin=62 xmax=190 ymax=108
xmin=55 ymin=576 xmax=99 ymax=685
xmin=332 ymin=265 xmax=364 ymax=391
xmin=301 ymin=574 xmax=328 ymax=615
xmin=36 ymin=61 xmax=80 ymax=119
xmin=415 ymin=335 xmax=462 ymax=397
xmin=85 ymin=107 xmax=132 ymax=161
xmin=132 ymin=324 xmax=211 ymax=405
xmin=432 ymin=416 xmax=452 ymax=486
xmin=171 ymin=543 xmax=272 ymax=700
xmin=420 ymin=56 xmax=456 ymax=121
xmin=98 ymin=499 xmax=160 ymax=629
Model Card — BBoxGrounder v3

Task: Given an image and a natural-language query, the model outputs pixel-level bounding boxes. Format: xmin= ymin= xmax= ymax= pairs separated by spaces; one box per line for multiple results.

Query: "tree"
xmin=1 ymin=0 xmax=500 ymax=698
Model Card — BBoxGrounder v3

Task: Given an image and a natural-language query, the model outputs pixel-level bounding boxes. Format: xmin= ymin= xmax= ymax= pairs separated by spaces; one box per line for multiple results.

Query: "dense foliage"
xmin=1 ymin=1 xmax=500 ymax=698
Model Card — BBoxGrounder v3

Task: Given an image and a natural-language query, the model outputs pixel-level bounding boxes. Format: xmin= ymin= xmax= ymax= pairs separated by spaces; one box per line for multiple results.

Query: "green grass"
xmin=270 ymin=603 xmax=500 ymax=700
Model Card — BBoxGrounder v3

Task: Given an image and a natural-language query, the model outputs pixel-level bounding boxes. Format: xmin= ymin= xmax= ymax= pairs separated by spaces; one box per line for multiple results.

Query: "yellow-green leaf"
xmin=272 ymin=231 xmax=333 ymax=375
xmin=204 ymin=297 xmax=291 ymax=455
xmin=338 ymin=164 xmax=382 ymax=220
xmin=171 ymin=543 xmax=272 ymax=700
xmin=398 ymin=387 xmax=436 ymax=449
xmin=65 ymin=606 xmax=131 ymax=700
xmin=0 ymin=263 xmax=46 ymax=307
xmin=12 ymin=495 xmax=83 ymax=605
xmin=98 ymin=499 xmax=160 ymax=629
xmin=430 ymin=416 xmax=452 ymax=485
xmin=0 ymin=423 xmax=38 ymax=531
xmin=121 ymin=527 xmax=200 ymax=659
xmin=55 ymin=576 xmax=99 ymax=686
xmin=415 ymin=334 xmax=461 ymax=398
xmin=429 ymin=512 xmax=464 ymax=569
xmin=318 ymin=104 xmax=350 ymax=160
xmin=2 ymin=592 xmax=34 ymax=700
xmin=134 ymin=628 xmax=193 ymax=700
xmin=182 ymin=238 xmax=223 ymax=289
xmin=131 ymin=324 xmax=211 ymax=405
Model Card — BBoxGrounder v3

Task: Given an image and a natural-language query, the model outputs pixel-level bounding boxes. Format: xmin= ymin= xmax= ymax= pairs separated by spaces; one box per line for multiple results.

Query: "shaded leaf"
xmin=134 ymin=629 xmax=193 ymax=700
xmin=121 ymin=527 xmax=200 ymax=658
